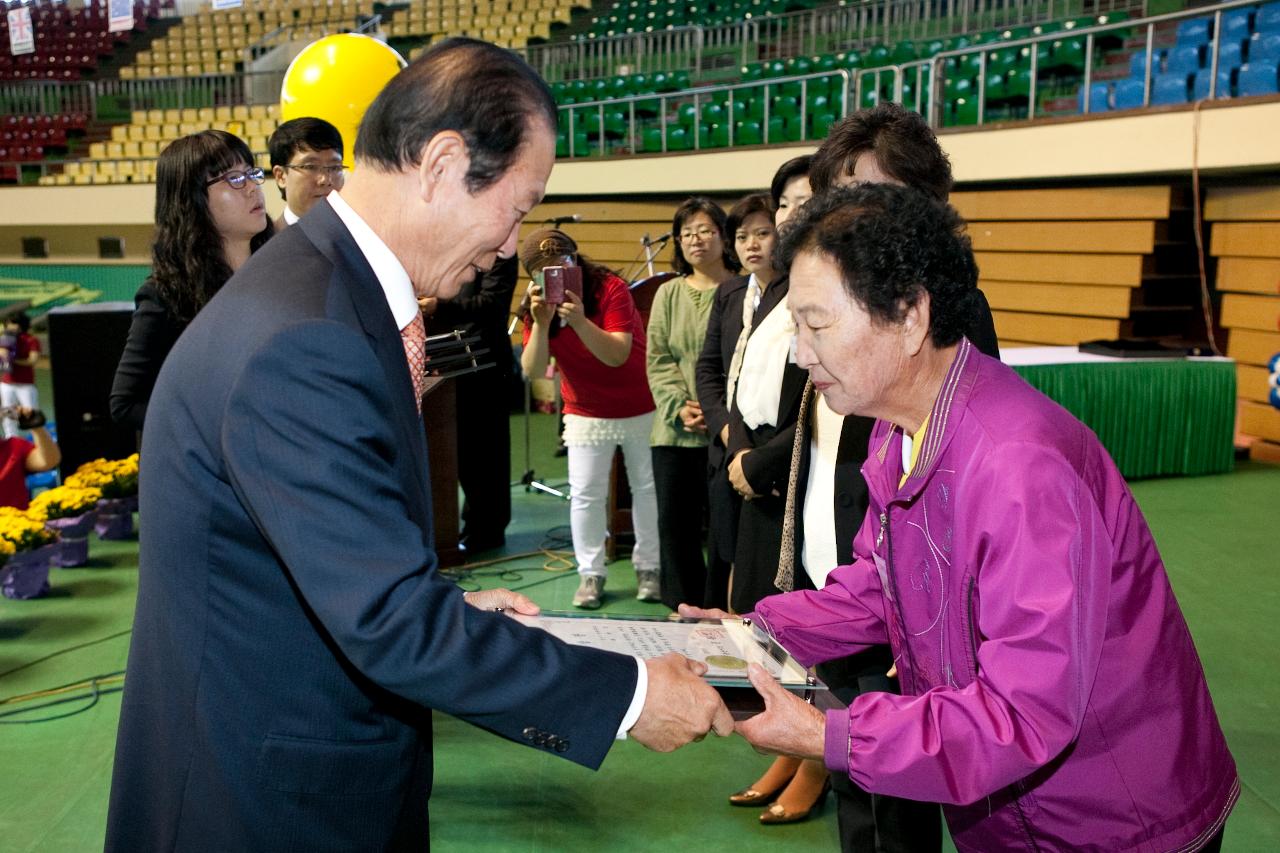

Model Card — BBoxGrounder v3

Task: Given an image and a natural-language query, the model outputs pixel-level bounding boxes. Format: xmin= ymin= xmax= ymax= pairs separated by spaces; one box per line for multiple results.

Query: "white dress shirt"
xmin=283 ymin=205 xmax=300 ymax=226
xmin=324 ymin=192 xmax=649 ymax=738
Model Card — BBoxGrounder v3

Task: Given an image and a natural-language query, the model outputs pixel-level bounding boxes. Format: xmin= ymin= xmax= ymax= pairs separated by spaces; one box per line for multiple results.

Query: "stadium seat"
xmin=1258 ymin=3 xmax=1280 ymax=33
xmin=1176 ymin=18 xmax=1212 ymax=46
xmin=1164 ymin=45 xmax=1203 ymax=75
xmin=1112 ymin=78 xmax=1145 ymax=109
xmin=1192 ymin=67 xmax=1234 ymax=98
xmin=1130 ymin=50 xmax=1163 ymax=78
xmin=1237 ymin=59 xmax=1280 ymax=94
xmin=1151 ymin=73 xmax=1191 ymax=105
xmin=1220 ymin=9 xmax=1253 ymax=42
xmin=1248 ymin=31 xmax=1280 ymax=61
xmin=1079 ymin=81 xmax=1112 ymax=112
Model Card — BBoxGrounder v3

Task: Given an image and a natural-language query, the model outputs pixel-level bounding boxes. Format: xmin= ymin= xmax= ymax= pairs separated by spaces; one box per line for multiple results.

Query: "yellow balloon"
xmin=280 ymin=34 xmax=407 ymax=169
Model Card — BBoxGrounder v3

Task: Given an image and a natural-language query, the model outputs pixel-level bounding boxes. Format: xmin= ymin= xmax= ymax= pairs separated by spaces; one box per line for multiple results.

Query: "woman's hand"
xmin=556 ymin=289 xmax=585 ymax=330
xmin=735 ymin=664 xmax=826 ymax=761
xmin=679 ymin=400 xmax=707 ymax=433
xmin=528 ymin=282 xmax=556 ymax=327
xmin=729 ymin=450 xmax=757 ymax=498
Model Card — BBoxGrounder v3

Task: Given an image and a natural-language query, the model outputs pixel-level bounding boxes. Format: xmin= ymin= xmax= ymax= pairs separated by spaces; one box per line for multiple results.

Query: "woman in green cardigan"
xmin=646 ymin=197 xmax=737 ymax=609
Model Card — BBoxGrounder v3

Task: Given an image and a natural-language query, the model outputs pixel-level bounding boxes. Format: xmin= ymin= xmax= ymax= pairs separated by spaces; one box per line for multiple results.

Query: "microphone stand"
xmin=507 ymin=296 xmax=569 ymax=500
xmin=624 ymin=232 xmax=671 ymax=283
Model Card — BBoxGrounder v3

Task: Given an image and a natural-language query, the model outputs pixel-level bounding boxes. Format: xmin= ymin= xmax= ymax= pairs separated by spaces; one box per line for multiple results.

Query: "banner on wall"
xmin=107 ymin=0 xmax=134 ymax=34
xmin=211 ymin=0 xmax=244 ymax=10
xmin=7 ymin=6 xmax=34 ymax=56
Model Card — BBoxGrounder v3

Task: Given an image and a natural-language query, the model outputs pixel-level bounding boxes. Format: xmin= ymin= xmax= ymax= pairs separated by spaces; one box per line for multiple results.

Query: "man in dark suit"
xmin=105 ymin=39 xmax=731 ymax=853
xmin=422 ymin=254 xmax=519 ymax=553
xmin=268 ymin=116 xmax=345 ymax=231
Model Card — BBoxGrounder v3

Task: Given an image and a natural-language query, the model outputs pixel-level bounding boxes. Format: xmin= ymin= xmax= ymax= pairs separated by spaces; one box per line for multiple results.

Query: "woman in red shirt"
xmin=519 ymin=229 xmax=658 ymax=609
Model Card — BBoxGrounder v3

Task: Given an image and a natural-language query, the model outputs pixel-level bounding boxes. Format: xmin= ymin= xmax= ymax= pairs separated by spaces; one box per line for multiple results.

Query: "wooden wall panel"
xmin=1203 ymin=186 xmax=1280 ymax=222
xmin=981 ymin=281 xmax=1131 ymax=318
xmin=976 ymin=252 xmax=1144 ymax=286
xmin=1220 ymin=293 xmax=1280 ymax=332
xmin=968 ymin=221 xmax=1155 ymax=254
xmin=1226 ymin=328 xmax=1280 ymax=366
xmin=1240 ymin=401 xmax=1280 ymax=442
xmin=991 ymin=311 xmax=1121 ymax=346
xmin=1237 ymin=363 xmax=1272 ymax=403
xmin=1209 ymin=222 xmax=1280 ymax=258
xmin=952 ymin=186 xmax=1170 ymax=221
xmin=1215 ymin=257 xmax=1280 ymax=295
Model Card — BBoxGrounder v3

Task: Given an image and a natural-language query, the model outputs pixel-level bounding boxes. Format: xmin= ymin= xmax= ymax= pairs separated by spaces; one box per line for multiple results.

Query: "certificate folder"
xmin=512 ymin=612 xmax=826 ymax=718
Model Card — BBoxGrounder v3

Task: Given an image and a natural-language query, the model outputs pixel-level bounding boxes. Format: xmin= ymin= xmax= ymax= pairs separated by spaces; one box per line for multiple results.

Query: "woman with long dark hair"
xmin=645 ymin=197 xmax=736 ymax=609
xmin=110 ymin=130 xmax=272 ymax=432
xmin=519 ymin=229 xmax=659 ymax=610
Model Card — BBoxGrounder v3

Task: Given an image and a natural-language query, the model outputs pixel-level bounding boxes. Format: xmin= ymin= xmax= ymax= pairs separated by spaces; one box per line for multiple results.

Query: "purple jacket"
xmin=755 ymin=339 xmax=1237 ymax=852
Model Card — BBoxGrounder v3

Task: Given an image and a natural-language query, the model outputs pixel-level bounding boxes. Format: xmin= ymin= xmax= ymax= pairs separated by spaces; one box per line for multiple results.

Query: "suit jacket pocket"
xmin=256 ymin=733 xmax=409 ymax=795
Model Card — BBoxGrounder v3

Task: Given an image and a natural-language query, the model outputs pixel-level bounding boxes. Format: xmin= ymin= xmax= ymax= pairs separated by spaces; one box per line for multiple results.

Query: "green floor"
xmin=1 ymin=413 xmax=1278 ymax=851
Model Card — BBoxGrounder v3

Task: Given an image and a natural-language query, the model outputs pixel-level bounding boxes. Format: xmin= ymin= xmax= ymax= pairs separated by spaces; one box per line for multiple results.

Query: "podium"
xmin=421 ymin=376 xmax=463 ymax=568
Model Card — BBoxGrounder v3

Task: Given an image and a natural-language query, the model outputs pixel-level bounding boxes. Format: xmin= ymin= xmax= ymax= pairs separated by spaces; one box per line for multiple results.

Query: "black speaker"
xmin=47 ymin=302 xmax=138 ymax=479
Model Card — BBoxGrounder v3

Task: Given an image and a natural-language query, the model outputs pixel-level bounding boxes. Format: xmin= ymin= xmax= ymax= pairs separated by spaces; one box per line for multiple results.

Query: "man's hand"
xmin=728 ymin=450 xmax=757 ymax=498
xmin=679 ymin=400 xmax=707 ymax=433
xmin=629 ymin=653 xmax=734 ymax=752
xmin=735 ymin=663 xmax=826 ymax=762
xmin=676 ymin=603 xmax=733 ymax=620
xmin=462 ymin=588 xmax=540 ymax=616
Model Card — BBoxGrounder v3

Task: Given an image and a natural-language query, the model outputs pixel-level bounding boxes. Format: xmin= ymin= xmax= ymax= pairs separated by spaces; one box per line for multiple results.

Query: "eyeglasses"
xmin=206 ymin=167 xmax=266 ymax=190
xmin=679 ymin=227 xmax=718 ymax=243
xmin=285 ymin=163 xmax=347 ymax=179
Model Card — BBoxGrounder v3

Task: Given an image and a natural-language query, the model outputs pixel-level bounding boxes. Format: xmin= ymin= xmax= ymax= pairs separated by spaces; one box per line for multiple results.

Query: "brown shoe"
xmin=728 ymin=784 xmax=783 ymax=807
xmin=758 ymin=781 xmax=831 ymax=824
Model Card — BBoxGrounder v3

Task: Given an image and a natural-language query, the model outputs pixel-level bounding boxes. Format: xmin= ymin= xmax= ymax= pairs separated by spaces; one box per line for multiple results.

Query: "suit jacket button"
xmin=522 ymin=727 xmax=537 ymax=741
xmin=554 ymin=739 xmax=570 ymax=753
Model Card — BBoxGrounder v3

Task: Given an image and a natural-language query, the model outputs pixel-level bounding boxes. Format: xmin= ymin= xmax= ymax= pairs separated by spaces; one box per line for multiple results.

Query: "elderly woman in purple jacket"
xmin=684 ymin=184 xmax=1236 ymax=852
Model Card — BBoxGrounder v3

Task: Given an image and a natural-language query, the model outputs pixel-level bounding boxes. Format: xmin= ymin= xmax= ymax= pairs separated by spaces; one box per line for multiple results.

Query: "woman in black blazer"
xmin=110 ymin=130 xmax=273 ymax=433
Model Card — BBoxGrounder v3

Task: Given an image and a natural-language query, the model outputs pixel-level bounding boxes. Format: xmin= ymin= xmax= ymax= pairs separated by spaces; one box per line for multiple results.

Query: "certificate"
xmin=511 ymin=612 xmax=824 ymax=693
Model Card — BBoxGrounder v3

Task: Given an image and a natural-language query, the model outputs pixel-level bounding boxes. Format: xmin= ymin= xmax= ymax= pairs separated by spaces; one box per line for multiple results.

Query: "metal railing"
xmin=94 ymin=69 xmax=288 ymax=114
xmin=914 ymin=0 xmax=1261 ymax=127
xmin=559 ymin=69 xmax=852 ymax=157
xmin=0 ymin=81 xmax=97 ymax=119
xmin=522 ymin=0 xmax=1145 ymax=81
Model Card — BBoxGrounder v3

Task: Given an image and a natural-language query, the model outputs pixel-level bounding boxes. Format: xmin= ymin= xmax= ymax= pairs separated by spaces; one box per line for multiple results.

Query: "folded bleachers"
xmin=0 ymin=0 xmax=167 ymax=82
xmin=387 ymin=0 xmax=582 ymax=51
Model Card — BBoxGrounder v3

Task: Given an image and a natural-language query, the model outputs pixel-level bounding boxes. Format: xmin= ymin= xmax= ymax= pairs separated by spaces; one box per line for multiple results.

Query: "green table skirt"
xmin=1010 ymin=359 xmax=1237 ymax=479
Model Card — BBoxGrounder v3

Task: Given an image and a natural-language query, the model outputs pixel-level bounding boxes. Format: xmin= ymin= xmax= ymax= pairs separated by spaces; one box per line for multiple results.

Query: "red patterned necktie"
xmin=401 ymin=312 xmax=427 ymax=416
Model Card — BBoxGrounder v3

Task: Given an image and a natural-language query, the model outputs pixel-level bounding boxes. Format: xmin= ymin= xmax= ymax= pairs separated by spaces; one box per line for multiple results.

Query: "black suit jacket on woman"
xmin=109 ymin=279 xmax=187 ymax=433
xmin=104 ymin=201 xmax=637 ymax=853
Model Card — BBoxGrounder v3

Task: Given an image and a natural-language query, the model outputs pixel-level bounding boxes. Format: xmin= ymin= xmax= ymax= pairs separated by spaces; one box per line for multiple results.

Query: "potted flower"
xmin=66 ymin=454 xmax=139 ymax=540
xmin=0 ymin=506 xmax=60 ymax=599
xmin=29 ymin=485 xmax=102 ymax=567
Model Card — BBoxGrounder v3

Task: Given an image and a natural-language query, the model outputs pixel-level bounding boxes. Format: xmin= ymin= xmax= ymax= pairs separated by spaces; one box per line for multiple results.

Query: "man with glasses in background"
xmin=268 ymin=117 xmax=346 ymax=231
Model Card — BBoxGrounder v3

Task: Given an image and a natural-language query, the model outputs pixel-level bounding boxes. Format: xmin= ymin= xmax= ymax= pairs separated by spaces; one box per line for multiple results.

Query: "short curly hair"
xmin=776 ymin=183 xmax=979 ymax=347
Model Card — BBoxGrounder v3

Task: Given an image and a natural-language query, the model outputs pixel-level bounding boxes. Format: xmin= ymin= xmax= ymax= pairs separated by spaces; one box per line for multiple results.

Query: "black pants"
xmin=652 ymin=445 xmax=710 ymax=609
xmin=704 ymin=450 xmax=737 ymax=611
xmin=455 ymin=371 xmax=511 ymax=543
xmin=794 ymin=575 xmax=943 ymax=853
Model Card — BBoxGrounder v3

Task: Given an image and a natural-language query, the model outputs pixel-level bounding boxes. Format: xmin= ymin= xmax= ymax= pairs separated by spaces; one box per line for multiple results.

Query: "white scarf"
xmin=734 ymin=293 xmax=794 ymax=430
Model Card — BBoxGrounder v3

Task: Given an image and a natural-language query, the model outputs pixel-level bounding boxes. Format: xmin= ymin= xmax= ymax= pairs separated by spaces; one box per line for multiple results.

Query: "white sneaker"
xmin=573 ymin=575 xmax=605 ymax=609
xmin=635 ymin=570 xmax=660 ymax=602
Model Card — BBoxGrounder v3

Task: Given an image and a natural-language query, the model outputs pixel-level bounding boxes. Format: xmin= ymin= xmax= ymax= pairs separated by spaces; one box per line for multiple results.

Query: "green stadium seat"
xmin=891 ymin=41 xmax=918 ymax=64
xmin=667 ymin=126 xmax=692 ymax=151
xmin=641 ymin=127 xmax=663 ymax=153
xmin=766 ymin=114 xmax=785 ymax=142
xmin=810 ymin=111 xmax=837 ymax=139
xmin=950 ymin=96 xmax=980 ymax=126
xmin=709 ymin=123 xmax=731 ymax=148
xmin=771 ymin=94 xmax=800 ymax=119
xmin=701 ymin=102 xmax=725 ymax=124
xmin=736 ymin=120 xmax=764 ymax=145
xmin=604 ymin=110 xmax=628 ymax=138
xmin=867 ymin=44 xmax=892 ymax=66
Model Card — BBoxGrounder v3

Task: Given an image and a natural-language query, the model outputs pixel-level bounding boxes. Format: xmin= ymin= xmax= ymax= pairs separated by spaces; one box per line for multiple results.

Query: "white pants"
xmin=1 ymin=382 xmax=38 ymax=438
xmin=566 ymin=421 xmax=660 ymax=577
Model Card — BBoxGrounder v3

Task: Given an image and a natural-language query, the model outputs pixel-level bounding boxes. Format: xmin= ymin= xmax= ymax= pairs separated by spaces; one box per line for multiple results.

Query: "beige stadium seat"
xmin=232 ymin=105 xmax=250 ymax=121
xmin=162 ymin=123 xmax=181 ymax=139
xmin=120 ymin=66 xmax=137 ymax=80
xmin=89 ymin=142 xmax=107 ymax=159
xmin=215 ymin=106 xmax=233 ymax=122
xmin=127 ymin=125 xmax=146 ymax=141
xmin=180 ymin=108 xmax=199 ymax=123
xmin=141 ymin=140 xmax=159 ymax=157
xmin=73 ymin=173 xmax=91 ymax=185
xmin=111 ymin=125 xmax=128 ymax=142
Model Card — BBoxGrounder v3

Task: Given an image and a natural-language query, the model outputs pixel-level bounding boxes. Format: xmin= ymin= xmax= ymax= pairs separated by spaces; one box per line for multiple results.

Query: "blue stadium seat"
xmin=1192 ymin=66 xmax=1234 ymax=98
xmin=1164 ymin=44 xmax=1203 ymax=74
xmin=1214 ymin=38 xmax=1246 ymax=68
xmin=1130 ymin=49 xmax=1165 ymax=77
xmin=1078 ymin=81 xmax=1111 ymax=112
xmin=1112 ymin=78 xmax=1145 ymax=109
xmin=1237 ymin=59 xmax=1280 ymax=94
xmin=1258 ymin=3 xmax=1280 ymax=33
xmin=1177 ymin=18 xmax=1212 ymax=46
xmin=1152 ymin=72 xmax=1191 ymax=104
xmin=1220 ymin=9 xmax=1254 ymax=42
xmin=1248 ymin=31 xmax=1280 ymax=60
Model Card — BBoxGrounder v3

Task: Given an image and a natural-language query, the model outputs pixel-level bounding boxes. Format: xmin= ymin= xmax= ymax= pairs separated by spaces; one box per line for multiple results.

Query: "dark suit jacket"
xmin=108 ymin=279 xmax=187 ymax=434
xmin=724 ymin=275 xmax=808 ymax=498
xmin=105 ymin=202 xmax=637 ymax=853
xmin=272 ymin=212 xmax=289 ymax=233
xmin=694 ymin=273 xmax=748 ymax=469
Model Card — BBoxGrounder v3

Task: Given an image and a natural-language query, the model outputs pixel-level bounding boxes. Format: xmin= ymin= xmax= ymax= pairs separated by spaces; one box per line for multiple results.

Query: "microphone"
xmin=546 ymin=214 xmax=582 ymax=225
xmin=643 ymin=231 xmax=672 ymax=245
